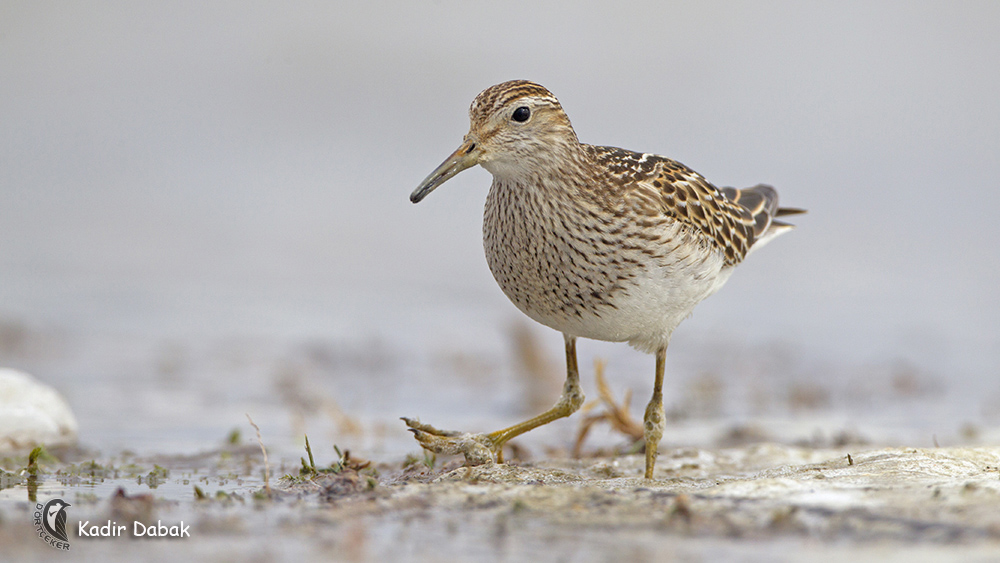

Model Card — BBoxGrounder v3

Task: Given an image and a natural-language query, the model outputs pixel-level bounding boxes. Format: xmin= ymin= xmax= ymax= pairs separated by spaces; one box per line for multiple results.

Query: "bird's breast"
xmin=482 ymin=178 xmax=730 ymax=350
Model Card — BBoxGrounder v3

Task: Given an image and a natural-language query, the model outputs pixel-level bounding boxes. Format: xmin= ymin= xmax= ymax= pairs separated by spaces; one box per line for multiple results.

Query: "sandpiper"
xmin=405 ymin=80 xmax=802 ymax=479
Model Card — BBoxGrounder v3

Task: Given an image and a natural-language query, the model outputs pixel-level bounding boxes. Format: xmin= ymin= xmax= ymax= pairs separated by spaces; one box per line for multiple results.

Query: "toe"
xmin=401 ymin=417 xmax=461 ymax=437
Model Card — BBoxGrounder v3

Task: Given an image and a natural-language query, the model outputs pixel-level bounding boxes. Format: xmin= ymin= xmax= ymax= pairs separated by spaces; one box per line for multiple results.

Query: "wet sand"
xmin=1 ymin=321 xmax=998 ymax=561
xmin=2 ymin=441 xmax=999 ymax=562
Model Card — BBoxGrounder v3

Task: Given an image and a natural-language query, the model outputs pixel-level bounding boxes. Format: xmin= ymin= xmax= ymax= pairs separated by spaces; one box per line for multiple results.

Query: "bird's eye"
xmin=512 ymin=106 xmax=530 ymax=122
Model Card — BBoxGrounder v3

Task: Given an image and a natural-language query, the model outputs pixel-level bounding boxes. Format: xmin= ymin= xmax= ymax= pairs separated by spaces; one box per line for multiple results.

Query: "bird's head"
xmin=410 ymin=80 xmax=579 ymax=203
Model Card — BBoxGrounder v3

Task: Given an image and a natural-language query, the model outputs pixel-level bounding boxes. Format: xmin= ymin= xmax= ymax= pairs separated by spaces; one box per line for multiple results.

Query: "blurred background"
xmin=1 ymin=1 xmax=998 ymax=461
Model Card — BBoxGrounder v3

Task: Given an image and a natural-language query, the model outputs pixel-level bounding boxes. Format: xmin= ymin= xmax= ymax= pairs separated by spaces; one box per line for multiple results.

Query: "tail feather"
xmin=776 ymin=207 xmax=807 ymax=217
xmin=721 ymin=184 xmax=805 ymax=253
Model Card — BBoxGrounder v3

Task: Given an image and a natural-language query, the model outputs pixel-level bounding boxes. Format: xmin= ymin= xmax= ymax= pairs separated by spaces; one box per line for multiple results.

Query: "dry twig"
xmin=573 ymin=359 xmax=645 ymax=457
xmin=246 ymin=413 xmax=271 ymax=496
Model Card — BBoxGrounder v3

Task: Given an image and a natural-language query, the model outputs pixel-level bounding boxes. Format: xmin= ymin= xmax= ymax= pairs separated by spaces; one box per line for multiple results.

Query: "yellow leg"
xmin=643 ymin=345 xmax=666 ymax=479
xmin=488 ymin=334 xmax=583 ymax=452
xmin=404 ymin=334 xmax=585 ymax=464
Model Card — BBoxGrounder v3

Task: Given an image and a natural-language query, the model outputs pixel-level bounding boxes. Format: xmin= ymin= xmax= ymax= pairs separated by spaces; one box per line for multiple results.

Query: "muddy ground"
xmin=2 ymin=441 xmax=999 ymax=562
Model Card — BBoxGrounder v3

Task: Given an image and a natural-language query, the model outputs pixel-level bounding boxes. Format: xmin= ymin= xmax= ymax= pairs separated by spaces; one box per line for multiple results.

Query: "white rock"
xmin=0 ymin=368 xmax=78 ymax=452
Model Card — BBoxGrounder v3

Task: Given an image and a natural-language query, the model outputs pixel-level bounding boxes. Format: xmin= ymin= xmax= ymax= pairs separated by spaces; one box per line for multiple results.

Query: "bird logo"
xmin=42 ymin=498 xmax=71 ymax=543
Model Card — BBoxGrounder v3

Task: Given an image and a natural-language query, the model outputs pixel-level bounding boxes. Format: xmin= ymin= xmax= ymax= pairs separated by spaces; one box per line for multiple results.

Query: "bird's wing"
xmin=586 ymin=145 xmax=759 ymax=265
xmin=721 ymin=184 xmax=805 ymax=252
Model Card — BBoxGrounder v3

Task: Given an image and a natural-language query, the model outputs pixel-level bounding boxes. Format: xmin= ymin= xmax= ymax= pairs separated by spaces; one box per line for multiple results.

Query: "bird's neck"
xmin=485 ymin=140 xmax=595 ymax=198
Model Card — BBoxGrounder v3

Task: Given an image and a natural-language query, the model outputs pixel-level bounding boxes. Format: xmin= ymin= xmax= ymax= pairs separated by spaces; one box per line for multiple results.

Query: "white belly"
xmin=501 ymin=249 xmax=733 ymax=354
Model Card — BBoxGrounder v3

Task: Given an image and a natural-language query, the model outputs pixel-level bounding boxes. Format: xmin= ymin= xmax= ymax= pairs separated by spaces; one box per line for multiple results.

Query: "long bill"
xmin=410 ymin=138 xmax=481 ymax=203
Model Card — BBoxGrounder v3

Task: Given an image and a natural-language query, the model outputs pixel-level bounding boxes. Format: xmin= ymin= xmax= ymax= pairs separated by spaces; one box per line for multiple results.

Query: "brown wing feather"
xmin=721 ymin=184 xmax=779 ymax=239
xmin=722 ymin=184 xmax=806 ymax=237
xmin=585 ymin=145 xmax=759 ymax=265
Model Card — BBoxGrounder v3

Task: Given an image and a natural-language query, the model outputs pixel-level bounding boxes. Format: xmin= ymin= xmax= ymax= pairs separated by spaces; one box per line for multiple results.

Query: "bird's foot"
xmin=401 ymin=417 xmax=499 ymax=466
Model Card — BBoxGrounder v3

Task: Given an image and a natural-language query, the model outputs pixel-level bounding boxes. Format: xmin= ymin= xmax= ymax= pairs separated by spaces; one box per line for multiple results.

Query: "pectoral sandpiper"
xmin=405 ymin=80 xmax=803 ymax=479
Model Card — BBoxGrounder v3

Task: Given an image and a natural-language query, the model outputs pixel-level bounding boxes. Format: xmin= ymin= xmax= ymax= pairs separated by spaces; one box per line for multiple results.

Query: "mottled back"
xmin=584 ymin=146 xmax=763 ymax=265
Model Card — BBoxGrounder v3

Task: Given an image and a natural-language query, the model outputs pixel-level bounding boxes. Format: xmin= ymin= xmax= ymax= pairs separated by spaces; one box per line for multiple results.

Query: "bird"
xmin=404 ymin=80 xmax=802 ymax=479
